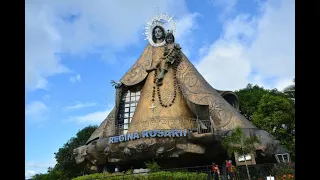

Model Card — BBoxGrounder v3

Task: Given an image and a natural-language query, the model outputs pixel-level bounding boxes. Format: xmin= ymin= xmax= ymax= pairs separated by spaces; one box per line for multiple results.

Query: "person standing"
xmin=212 ymin=162 xmax=220 ymax=180
xmin=226 ymin=160 xmax=232 ymax=180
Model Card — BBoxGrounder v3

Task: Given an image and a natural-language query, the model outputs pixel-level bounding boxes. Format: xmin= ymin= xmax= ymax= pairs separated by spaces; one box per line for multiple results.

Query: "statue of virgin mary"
xmin=87 ymin=14 xmax=256 ymax=142
xmin=75 ymin=14 xmax=288 ymax=171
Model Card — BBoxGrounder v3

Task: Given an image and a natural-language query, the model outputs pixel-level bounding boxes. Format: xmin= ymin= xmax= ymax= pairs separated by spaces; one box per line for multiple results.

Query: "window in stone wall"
xmin=117 ymin=88 xmax=141 ymax=134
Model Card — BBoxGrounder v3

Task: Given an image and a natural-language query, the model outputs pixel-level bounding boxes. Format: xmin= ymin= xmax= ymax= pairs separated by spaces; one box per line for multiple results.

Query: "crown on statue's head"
xmin=166 ymin=30 xmax=174 ymax=39
xmin=153 ymin=19 xmax=165 ymax=27
xmin=166 ymin=30 xmax=174 ymax=34
xmin=144 ymin=13 xmax=176 ymax=47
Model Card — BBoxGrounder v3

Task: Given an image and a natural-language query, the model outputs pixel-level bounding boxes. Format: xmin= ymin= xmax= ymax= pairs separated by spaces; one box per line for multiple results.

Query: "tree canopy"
xmin=222 ymin=127 xmax=260 ymax=157
xmin=252 ymin=94 xmax=295 ymax=160
xmin=235 ymin=80 xmax=295 ymax=161
xmin=222 ymin=127 xmax=260 ymax=180
xmin=235 ymin=84 xmax=273 ymax=121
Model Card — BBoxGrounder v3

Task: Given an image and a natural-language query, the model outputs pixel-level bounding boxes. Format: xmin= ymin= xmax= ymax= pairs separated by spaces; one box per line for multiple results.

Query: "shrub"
xmin=145 ymin=161 xmax=161 ymax=172
xmin=273 ymin=163 xmax=295 ymax=180
xmin=126 ymin=169 xmax=133 ymax=174
xmin=72 ymin=171 xmax=208 ymax=180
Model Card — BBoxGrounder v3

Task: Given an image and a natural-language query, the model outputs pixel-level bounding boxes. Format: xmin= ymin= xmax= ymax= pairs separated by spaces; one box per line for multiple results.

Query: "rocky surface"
xmin=74 ymin=129 xmax=284 ymax=171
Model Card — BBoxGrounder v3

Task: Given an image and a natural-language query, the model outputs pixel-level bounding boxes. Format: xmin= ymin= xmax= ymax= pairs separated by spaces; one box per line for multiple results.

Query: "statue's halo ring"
xmin=144 ymin=13 xmax=176 ymax=47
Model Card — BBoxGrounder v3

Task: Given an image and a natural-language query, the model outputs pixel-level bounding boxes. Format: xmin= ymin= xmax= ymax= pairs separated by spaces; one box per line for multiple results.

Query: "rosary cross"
xmin=149 ymin=102 xmax=157 ymax=118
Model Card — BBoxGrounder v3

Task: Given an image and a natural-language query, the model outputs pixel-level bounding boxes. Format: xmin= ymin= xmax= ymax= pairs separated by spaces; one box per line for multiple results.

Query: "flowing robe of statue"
xmin=86 ymin=44 xmax=257 ymax=144
xmin=74 ymin=42 xmax=288 ymax=172
xmin=74 ymin=15 xmax=289 ymax=171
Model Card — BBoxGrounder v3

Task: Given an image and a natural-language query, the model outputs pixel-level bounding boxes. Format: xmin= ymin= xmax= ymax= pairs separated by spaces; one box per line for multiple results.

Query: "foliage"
xmin=54 ymin=125 xmax=98 ymax=179
xmin=235 ymin=83 xmax=295 ymax=161
xmin=235 ymin=84 xmax=276 ymax=121
xmin=125 ymin=169 xmax=133 ymax=174
xmin=222 ymin=127 xmax=260 ymax=157
xmin=72 ymin=171 xmax=208 ymax=180
xmin=273 ymin=163 xmax=295 ymax=180
xmin=145 ymin=161 xmax=161 ymax=172
xmin=222 ymin=127 xmax=260 ymax=180
xmin=30 ymin=174 xmax=47 ymax=180
xmin=31 ymin=125 xmax=98 ymax=180
xmin=30 ymin=167 xmax=63 ymax=180
xmin=252 ymin=94 xmax=295 ymax=160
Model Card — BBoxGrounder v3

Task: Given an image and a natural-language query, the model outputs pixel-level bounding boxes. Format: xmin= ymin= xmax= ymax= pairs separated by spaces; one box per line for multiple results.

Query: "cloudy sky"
xmin=25 ymin=0 xmax=295 ymax=178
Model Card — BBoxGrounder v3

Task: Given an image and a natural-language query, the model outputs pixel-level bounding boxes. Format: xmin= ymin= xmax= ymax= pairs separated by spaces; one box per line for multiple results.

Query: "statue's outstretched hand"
xmin=111 ymin=80 xmax=122 ymax=88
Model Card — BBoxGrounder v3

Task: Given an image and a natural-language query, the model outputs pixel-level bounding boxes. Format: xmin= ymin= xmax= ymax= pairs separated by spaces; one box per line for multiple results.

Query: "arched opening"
xmin=221 ymin=92 xmax=239 ymax=110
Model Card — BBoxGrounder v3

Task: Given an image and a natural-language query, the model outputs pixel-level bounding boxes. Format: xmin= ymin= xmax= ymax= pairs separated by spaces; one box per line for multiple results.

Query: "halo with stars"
xmin=143 ymin=13 xmax=176 ymax=47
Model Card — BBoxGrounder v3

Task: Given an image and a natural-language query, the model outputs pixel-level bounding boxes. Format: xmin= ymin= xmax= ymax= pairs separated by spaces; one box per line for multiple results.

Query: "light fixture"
xmin=238 ymin=154 xmax=252 ymax=162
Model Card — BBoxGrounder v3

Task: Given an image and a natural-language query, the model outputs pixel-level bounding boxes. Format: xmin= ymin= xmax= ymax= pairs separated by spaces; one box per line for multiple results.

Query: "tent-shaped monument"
xmin=74 ymin=13 xmax=288 ymax=172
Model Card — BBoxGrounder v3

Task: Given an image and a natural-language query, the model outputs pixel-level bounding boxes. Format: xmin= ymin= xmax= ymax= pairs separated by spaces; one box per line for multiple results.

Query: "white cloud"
xmin=66 ymin=101 xmax=96 ymax=110
xmin=70 ymin=108 xmax=113 ymax=124
xmin=25 ymin=2 xmax=70 ymax=91
xmin=275 ymin=78 xmax=294 ymax=91
xmin=25 ymin=101 xmax=49 ymax=122
xmin=25 ymin=0 xmax=195 ymax=92
xmin=42 ymin=94 xmax=51 ymax=100
xmin=175 ymin=13 xmax=200 ymax=57
xmin=196 ymin=0 xmax=294 ymax=91
xmin=212 ymin=0 xmax=238 ymax=18
xmin=69 ymin=74 xmax=81 ymax=83
xmin=25 ymin=158 xmax=57 ymax=179
xmin=25 ymin=170 xmax=37 ymax=179
xmin=175 ymin=13 xmax=199 ymax=40
xmin=197 ymin=39 xmax=251 ymax=91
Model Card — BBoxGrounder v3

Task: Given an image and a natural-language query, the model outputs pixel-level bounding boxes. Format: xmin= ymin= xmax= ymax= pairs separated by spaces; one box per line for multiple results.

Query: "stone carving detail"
xmin=158 ymin=88 xmax=176 ymax=105
xmin=126 ymin=117 xmax=196 ymax=131
xmin=135 ymin=142 xmax=149 ymax=153
xmin=120 ymin=45 xmax=152 ymax=86
xmin=184 ymin=72 xmax=197 ymax=87
xmin=123 ymin=147 xmax=131 ymax=156
xmin=175 ymin=55 xmax=246 ymax=130
xmin=104 ymin=147 xmax=115 ymax=156
xmin=131 ymin=116 xmax=196 ymax=129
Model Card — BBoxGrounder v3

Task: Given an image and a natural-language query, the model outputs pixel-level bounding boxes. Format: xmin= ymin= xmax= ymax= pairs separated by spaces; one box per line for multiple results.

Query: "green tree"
xmin=235 ymin=84 xmax=271 ymax=121
xmin=30 ymin=173 xmax=47 ymax=180
xmin=222 ymin=127 xmax=260 ymax=180
xmin=54 ymin=125 xmax=97 ymax=179
xmin=252 ymin=94 xmax=295 ymax=161
xmin=47 ymin=167 xmax=52 ymax=173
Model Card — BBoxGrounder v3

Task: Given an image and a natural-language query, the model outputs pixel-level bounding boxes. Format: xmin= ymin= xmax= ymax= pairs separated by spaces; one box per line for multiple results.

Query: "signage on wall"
xmin=109 ymin=129 xmax=188 ymax=144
